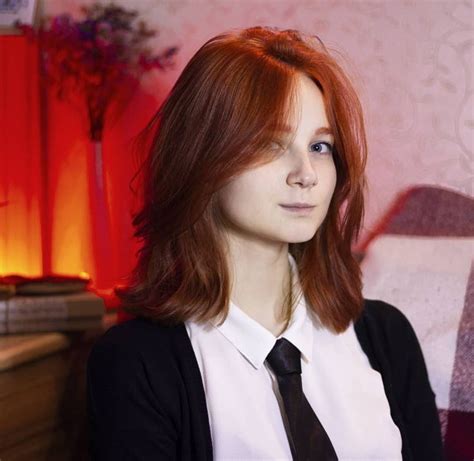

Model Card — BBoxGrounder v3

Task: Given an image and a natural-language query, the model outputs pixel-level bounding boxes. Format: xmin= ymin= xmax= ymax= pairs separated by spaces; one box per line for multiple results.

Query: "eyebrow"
xmin=272 ymin=124 xmax=334 ymax=136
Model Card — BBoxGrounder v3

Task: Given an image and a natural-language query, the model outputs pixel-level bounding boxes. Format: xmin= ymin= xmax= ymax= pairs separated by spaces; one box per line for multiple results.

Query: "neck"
xmin=223 ymin=234 xmax=293 ymax=334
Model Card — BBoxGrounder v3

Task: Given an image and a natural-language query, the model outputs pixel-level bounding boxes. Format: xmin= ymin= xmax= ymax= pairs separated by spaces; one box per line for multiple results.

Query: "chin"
xmin=286 ymin=236 xmax=316 ymax=244
xmin=282 ymin=229 xmax=318 ymax=244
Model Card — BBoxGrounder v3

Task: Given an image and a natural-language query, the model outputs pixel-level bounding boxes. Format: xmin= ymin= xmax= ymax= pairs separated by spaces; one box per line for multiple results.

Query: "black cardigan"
xmin=86 ymin=298 xmax=446 ymax=460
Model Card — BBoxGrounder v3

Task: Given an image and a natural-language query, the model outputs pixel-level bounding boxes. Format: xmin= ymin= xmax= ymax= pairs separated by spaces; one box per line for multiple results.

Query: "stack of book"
xmin=0 ymin=274 xmax=105 ymax=334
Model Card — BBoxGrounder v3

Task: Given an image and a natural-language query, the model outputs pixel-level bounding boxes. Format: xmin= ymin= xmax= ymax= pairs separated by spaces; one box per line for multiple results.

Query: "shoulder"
xmin=87 ymin=317 xmax=181 ymax=389
xmin=87 ymin=317 xmax=184 ymax=456
xmin=360 ymin=301 xmax=443 ymax=459
xmin=89 ymin=317 xmax=173 ymax=357
xmin=360 ymin=298 xmax=417 ymax=341
xmin=357 ymin=298 xmax=426 ymax=368
xmin=362 ymin=298 xmax=408 ymax=324
xmin=91 ymin=316 xmax=175 ymax=349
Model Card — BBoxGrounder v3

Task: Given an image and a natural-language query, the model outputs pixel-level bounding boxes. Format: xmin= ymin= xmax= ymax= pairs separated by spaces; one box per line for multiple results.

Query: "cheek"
xmin=218 ymin=168 xmax=276 ymax=210
xmin=220 ymin=179 xmax=254 ymax=207
xmin=217 ymin=179 xmax=260 ymax=222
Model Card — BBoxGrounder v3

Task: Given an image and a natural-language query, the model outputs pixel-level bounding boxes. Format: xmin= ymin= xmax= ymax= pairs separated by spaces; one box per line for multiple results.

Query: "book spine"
xmin=0 ymin=296 xmax=104 ymax=322
xmin=0 ymin=317 xmax=104 ymax=334
xmin=0 ymin=297 xmax=65 ymax=321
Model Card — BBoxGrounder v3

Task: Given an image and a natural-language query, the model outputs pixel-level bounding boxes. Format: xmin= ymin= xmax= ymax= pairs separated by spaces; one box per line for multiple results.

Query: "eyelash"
xmin=310 ymin=142 xmax=333 ymax=154
xmin=271 ymin=141 xmax=334 ymax=155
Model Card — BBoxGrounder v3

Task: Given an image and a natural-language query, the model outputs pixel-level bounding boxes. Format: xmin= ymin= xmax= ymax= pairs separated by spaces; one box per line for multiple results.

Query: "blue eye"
xmin=310 ymin=142 xmax=333 ymax=154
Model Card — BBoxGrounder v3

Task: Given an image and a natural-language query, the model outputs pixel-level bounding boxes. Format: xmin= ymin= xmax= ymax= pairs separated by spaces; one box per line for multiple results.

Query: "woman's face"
xmin=217 ymin=73 xmax=337 ymax=245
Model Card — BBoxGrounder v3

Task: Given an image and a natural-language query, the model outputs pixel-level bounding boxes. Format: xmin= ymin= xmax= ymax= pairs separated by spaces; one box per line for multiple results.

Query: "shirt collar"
xmin=211 ymin=253 xmax=314 ymax=370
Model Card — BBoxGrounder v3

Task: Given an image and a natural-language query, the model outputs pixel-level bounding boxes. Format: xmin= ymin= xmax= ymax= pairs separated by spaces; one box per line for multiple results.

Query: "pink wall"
xmin=42 ymin=0 xmax=473 ymax=244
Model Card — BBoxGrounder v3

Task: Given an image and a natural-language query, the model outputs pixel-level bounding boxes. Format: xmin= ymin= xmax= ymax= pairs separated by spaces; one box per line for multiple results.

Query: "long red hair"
xmin=115 ymin=26 xmax=368 ymax=334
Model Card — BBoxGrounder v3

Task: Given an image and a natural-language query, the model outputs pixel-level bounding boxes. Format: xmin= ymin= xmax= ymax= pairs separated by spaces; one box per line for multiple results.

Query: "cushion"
xmin=361 ymin=234 xmax=473 ymax=459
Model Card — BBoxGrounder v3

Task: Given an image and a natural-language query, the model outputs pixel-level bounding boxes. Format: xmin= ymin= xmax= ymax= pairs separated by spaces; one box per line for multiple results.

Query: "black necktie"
xmin=265 ymin=337 xmax=339 ymax=461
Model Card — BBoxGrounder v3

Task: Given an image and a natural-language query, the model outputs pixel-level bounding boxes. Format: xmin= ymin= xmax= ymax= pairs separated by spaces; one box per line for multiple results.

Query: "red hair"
xmin=115 ymin=26 xmax=368 ymax=334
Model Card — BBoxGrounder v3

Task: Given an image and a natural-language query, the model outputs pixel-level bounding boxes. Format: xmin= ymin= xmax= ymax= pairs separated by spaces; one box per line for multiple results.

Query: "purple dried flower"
xmin=78 ymin=19 xmax=97 ymax=40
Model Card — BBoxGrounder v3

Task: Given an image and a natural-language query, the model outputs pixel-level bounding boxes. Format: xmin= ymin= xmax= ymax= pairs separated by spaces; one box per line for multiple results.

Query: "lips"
xmin=280 ymin=203 xmax=315 ymax=208
xmin=279 ymin=203 xmax=316 ymax=215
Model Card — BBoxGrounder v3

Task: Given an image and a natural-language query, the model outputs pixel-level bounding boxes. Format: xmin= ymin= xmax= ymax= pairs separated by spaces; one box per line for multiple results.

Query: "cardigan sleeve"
xmin=86 ymin=324 xmax=179 ymax=460
xmin=381 ymin=301 xmax=446 ymax=461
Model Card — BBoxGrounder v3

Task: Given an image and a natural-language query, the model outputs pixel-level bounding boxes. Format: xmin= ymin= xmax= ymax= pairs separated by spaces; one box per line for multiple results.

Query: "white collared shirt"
xmin=184 ymin=254 xmax=403 ymax=460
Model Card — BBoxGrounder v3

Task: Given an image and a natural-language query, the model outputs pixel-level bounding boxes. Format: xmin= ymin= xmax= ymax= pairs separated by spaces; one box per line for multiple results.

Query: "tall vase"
xmin=89 ymin=139 xmax=113 ymax=290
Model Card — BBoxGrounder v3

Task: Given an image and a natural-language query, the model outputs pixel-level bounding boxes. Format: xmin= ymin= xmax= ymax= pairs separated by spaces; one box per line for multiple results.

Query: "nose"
xmin=287 ymin=150 xmax=318 ymax=188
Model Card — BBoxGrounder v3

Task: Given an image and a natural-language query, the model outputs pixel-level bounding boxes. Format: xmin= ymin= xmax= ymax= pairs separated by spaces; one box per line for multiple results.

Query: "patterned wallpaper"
xmin=43 ymin=0 xmax=473 ymax=244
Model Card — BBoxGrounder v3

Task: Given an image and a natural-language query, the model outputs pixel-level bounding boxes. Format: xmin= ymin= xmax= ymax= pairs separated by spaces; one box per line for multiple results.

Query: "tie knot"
xmin=265 ymin=337 xmax=302 ymax=376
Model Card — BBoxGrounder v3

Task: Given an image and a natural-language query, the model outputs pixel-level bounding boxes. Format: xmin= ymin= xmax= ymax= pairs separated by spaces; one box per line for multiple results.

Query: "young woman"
xmin=86 ymin=26 xmax=445 ymax=460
